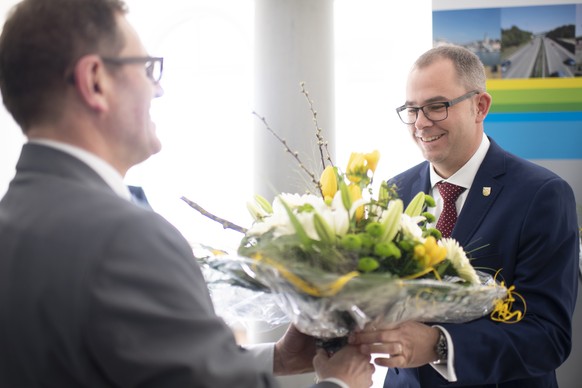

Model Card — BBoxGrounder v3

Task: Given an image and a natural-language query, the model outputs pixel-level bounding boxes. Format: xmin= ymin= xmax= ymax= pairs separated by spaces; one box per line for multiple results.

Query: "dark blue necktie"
xmin=128 ymin=185 xmax=152 ymax=210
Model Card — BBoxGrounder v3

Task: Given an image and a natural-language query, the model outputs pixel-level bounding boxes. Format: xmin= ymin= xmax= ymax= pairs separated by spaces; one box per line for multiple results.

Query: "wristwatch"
xmin=434 ymin=328 xmax=448 ymax=364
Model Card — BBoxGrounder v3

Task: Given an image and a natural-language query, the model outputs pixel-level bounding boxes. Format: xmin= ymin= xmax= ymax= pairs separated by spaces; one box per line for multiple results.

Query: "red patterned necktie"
xmin=436 ymin=182 xmax=465 ymax=238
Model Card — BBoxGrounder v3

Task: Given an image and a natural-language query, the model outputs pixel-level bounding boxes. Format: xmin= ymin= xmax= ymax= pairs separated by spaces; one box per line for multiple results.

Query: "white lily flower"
xmin=399 ymin=213 xmax=425 ymax=240
xmin=349 ymin=197 xmax=367 ymax=220
xmin=319 ymin=206 xmax=350 ymax=237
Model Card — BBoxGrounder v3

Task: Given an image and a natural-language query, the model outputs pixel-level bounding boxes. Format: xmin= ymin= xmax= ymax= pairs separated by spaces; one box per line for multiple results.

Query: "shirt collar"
xmin=430 ymin=135 xmax=490 ymax=190
xmin=28 ymin=139 xmax=132 ymax=201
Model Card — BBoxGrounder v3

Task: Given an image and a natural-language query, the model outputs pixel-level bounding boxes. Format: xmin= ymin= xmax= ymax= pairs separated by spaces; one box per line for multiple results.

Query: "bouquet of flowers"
xmin=185 ymin=84 xmax=513 ymax=341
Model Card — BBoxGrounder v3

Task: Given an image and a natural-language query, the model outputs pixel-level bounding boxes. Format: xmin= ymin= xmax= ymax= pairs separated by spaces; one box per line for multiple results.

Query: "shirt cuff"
xmin=319 ymin=377 xmax=350 ymax=388
xmin=430 ymin=325 xmax=457 ymax=382
xmin=246 ymin=344 xmax=348 ymax=387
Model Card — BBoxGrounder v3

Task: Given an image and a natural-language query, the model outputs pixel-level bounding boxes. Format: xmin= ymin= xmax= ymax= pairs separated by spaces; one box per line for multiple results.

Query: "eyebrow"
xmin=404 ymin=95 xmax=449 ymax=107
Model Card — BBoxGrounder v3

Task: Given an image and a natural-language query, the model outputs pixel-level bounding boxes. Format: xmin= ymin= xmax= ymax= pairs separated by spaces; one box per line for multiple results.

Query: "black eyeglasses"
xmin=396 ymin=90 xmax=479 ymax=125
xmin=101 ymin=56 xmax=164 ymax=83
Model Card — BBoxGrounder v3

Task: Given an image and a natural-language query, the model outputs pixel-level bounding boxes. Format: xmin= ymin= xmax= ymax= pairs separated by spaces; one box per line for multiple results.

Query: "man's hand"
xmin=273 ymin=324 xmax=317 ymax=375
xmin=349 ymin=321 xmax=440 ymax=368
xmin=314 ymin=346 xmax=375 ymax=387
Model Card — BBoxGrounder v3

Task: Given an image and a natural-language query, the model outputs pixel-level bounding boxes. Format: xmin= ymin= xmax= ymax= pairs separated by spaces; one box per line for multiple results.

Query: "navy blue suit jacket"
xmin=383 ymin=138 xmax=579 ymax=388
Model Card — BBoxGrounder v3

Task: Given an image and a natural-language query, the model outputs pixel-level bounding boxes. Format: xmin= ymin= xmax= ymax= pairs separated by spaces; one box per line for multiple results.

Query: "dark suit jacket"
xmin=383 ymin=138 xmax=579 ymax=388
xmin=0 ymin=144 xmax=337 ymax=388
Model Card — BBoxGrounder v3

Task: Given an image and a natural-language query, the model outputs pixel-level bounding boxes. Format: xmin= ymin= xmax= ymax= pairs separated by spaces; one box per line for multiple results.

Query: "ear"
xmin=72 ymin=55 xmax=110 ymax=113
xmin=475 ymin=92 xmax=492 ymax=124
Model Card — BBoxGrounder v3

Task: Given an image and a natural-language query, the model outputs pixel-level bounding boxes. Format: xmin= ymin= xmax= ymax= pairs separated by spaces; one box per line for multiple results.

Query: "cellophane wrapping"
xmin=197 ymin=248 xmax=507 ymax=339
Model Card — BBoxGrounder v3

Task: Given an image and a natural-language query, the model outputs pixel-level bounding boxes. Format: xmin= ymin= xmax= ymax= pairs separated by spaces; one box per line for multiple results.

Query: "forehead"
xmin=116 ymin=13 xmax=147 ymax=55
xmin=405 ymin=58 xmax=464 ymax=104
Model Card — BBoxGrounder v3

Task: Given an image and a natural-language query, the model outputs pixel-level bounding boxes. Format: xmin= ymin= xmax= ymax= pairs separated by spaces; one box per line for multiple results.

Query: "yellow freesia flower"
xmin=348 ymin=184 xmax=364 ymax=221
xmin=365 ymin=150 xmax=380 ymax=173
xmin=320 ymin=166 xmax=337 ymax=204
xmin=346 ymin=150 xmax=381 ymax=183
xmin=414 ymin=236 xmax=447 ymax=269
xmin=346 ymin=152 xmax=367 ymax=183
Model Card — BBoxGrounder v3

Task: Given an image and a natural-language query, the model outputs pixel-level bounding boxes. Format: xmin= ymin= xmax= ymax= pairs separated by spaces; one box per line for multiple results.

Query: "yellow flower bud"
xmin=424 ymin=236 xmax=438 ymax=254
xmin=414 ymin=236 xmax=447 ymax=269
xmin=348 ymin=184 xmax=364 ymax=221
xmin=319 ymin=166 xmax=338 ymax=203
xmin=424 ymin=236 xmax=447 ymax=266
xmin=346 ymin=152 xmax=366 ymax=183
xmin=414 ymin=244 xmax=426 ymax=258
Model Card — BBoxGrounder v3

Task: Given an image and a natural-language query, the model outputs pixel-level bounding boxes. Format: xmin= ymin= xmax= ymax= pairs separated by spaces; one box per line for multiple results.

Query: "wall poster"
xmin=432 ymin=0 xmax=582 ymax=160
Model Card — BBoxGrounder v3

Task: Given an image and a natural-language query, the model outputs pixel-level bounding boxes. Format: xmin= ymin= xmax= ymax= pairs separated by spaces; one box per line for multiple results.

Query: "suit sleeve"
xmin=444 ymin=177 xmax=579 ymax=385
xmin=82 ymin=211 xmax=280 ymax=388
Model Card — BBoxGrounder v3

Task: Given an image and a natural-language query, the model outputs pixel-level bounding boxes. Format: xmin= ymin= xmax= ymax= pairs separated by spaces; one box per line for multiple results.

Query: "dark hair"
xmin=0 ymin=0 xmax=128 ymax=131
xmin=414 ymin=45 xmax=487 ymax=93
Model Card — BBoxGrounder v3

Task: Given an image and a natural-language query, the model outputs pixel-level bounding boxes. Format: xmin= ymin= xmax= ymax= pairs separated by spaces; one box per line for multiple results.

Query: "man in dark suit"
xmin=350 ymin=45 xmax=579 ymax=387
xmin=0 ymin=0 xmax=373 ymax=387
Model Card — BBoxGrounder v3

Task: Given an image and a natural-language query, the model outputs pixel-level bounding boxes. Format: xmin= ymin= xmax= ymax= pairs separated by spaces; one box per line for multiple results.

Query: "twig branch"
xmin=181 ymin=196 xmax=247 ymax=234
xmin=252 ymin=111 xmax=323 ymax=196
xmin=300 ymin=82 xmax=334 ymax=170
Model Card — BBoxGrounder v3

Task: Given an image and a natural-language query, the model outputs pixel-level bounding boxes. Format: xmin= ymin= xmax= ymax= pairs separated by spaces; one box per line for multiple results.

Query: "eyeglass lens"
xmin=145 ymin=59 xmax=163 ymax=83
xmin=397 ymin=90 xmax=478 ymax=125
xmin=401 ymin=103 xmax=448 ymax=124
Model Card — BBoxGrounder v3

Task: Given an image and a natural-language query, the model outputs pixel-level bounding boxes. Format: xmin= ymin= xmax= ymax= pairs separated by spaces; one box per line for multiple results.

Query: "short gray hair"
xmin=414 ymin=45 xmax=487 ymax=92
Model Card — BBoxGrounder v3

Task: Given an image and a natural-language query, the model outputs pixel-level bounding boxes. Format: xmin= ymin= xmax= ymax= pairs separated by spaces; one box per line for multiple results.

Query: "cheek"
xmin=408 ymin=126 xmax=417 ymax=139
xmin=130 ymin=95 xmax=153 ymax=131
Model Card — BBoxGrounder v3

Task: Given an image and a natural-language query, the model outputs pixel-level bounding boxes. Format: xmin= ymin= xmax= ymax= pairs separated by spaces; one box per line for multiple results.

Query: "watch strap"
xmin=434 ymin=328 xmax=448 ymax=364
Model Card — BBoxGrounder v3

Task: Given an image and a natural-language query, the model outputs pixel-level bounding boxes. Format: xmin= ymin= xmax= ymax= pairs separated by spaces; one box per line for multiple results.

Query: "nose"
xmin=154 ymin=83 xmax=164 ymax=98
xmin=414 ymin=108 xmax=432 ymax=130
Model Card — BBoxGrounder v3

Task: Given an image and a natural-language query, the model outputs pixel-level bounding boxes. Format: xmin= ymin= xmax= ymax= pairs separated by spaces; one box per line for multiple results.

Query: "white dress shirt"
xmin=428 ymin=135 xmax=490 ymax=222
xmin=427 ymin=135 xmax=490 ymax=382
xmin=28 ymin=139 xmax=132 ymax=201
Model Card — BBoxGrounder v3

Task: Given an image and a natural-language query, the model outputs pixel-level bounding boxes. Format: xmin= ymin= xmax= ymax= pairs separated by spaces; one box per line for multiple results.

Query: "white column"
xmin=252 ymin=1 xmax=335 ymax=387
xmin=254 ymin=0 xmax=335 ymax=201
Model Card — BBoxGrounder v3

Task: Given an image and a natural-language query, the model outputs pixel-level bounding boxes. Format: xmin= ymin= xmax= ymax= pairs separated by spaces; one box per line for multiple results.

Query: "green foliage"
xmin=501 ymin=25 xmax=533 ymax=48
xmin=546 ymin=24 xmax=575 ymax=39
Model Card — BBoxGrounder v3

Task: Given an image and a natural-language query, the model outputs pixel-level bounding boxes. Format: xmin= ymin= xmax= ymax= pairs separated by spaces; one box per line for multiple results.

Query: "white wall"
xmin=334 ymin=1 xmax=430 ymax=186
xmin=0 ymin=0 xmax=24 ymax=196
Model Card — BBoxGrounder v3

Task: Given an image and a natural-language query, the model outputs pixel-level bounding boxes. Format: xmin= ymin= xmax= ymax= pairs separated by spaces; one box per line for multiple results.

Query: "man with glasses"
xmin=350 ymin=45 xmax=579 ymax=387
xmin=0 ymin=0 xmax=374 ymax=387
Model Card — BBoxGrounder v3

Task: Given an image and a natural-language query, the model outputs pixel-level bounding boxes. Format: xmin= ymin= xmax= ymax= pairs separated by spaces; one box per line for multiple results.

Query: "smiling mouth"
xmin=416 ymin=134 xmax=444 ymax=143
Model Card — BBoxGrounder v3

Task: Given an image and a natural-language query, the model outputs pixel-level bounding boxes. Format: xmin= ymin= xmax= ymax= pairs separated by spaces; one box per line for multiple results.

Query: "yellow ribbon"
xmin=490 ymin=284 xmax=526 ymax=323
xmin=490 ymin=269 xmax=526 ymax=323
xmin=405 ymin=266 xmax=526 ymax=324
xmin=252 ymin=254 xmax=359 ymax=297
xmin=401 ymin=266 xmax=442 ymax=281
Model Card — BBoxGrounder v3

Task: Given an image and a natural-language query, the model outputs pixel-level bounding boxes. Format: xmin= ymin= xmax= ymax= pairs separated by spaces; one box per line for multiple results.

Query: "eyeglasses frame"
xmin=101 ymin=56 xmax=164 ymax=83
xmin=395 ymin=90 xmax=480 ymax=125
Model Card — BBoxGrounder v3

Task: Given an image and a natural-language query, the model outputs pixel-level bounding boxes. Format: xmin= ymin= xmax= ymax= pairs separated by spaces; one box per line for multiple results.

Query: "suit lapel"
xmin=404 ymin=163 xmax=431 ymax=203
xmin=451 ymin=139 xmax=506 ymax=248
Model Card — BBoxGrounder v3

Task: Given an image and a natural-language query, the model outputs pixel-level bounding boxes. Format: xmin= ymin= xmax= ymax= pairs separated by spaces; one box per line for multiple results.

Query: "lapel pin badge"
xmin=482 ymin=187 xmax=491 ymax=197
